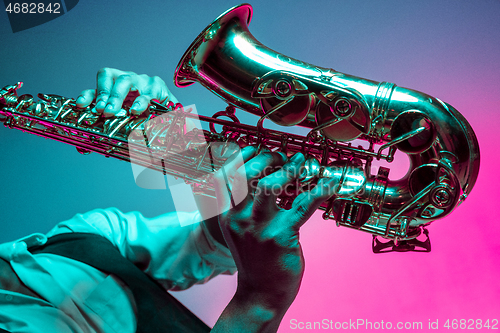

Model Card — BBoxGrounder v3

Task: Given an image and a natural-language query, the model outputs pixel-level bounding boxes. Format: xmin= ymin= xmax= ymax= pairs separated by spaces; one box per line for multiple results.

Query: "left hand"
xmin=76 ymin=67 xmax=178 ymax=117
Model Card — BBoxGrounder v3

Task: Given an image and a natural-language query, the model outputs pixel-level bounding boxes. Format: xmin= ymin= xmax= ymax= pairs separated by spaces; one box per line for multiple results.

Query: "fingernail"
xmin=242 ymin=145 xmax=256 ymax=152
xmin=291 ymin=152 xmax=304 ymax=163
xmin=96 ymin=101 xmax=106 ymax=109
xmin=115 ymin=109 xmax=127 ymax=117
xmin=102 ymin=104 xmax=115 ymax=117
xmin=131 ymin=102 xmax=140 ymax=111
xmin=76 ymin=96 xmax=85 ymax=104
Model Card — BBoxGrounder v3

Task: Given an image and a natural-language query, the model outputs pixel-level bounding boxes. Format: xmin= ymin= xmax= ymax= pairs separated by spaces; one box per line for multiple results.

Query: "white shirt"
xmin=0 ymin=208 xmax=236 ymax=333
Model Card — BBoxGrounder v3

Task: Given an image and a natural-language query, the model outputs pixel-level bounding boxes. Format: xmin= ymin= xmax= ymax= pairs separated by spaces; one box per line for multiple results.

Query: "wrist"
xmin=202 ymin=215 xmax=227 ymax=247
xmin=235 ymin=284 xmax=298 ymax=314
xmin=212 ymin=290 xmax=288 ymax=332
xmin=195 ymin=194 xmax=227 ymax=247
xmin=233 ymin=292 xmax=280 ymax=324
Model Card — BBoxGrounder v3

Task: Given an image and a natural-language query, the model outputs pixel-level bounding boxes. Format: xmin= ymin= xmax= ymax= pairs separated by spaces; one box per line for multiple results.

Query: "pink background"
xmin=1 ymin=0 xmax=498 ymax=331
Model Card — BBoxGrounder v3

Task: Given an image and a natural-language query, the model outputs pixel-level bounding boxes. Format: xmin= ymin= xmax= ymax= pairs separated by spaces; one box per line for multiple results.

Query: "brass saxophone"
xmin=0 ymin=4 xmax=479 ymax=253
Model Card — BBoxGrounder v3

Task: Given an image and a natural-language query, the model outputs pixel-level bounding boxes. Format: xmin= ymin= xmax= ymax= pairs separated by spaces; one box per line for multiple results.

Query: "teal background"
xmin=1 ymin=0 xmax=499 ymax=331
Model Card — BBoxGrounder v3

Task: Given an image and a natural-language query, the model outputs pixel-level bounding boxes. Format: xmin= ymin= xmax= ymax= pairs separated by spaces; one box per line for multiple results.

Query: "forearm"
xmin=211 ymin=291 xmax=289 ymax=333
xmin=47 ymin=208 xmax=236 ymax=289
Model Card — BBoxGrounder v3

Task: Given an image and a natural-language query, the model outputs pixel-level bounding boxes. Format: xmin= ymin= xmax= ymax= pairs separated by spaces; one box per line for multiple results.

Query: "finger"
xmin=287 ymin=178 xmax=337 ymax=230
xmin=213 ymin=146 xmax=257 ymax=212
xmin=231 ymin=151 xmax=287 ymax=194
xmin=95 ymin=68 xmax=119 ymax=113
xmin=246 ymin=151 xmax=288 ymax=180
xmin=129 ymin=95 xmax=151 ymax=115
xmin=252 ymin=153 xmax=305 ymax=213
xmin=76 ymin=89 xmax=96 ymax=108
xmin=222 ymin=145 xmax=258 ymax=179
xmin=129 ymin=76 xmax=167 ymax=115
xmin=103 ymin=74 xmax=138 ymax=117
xmin=228 ymin=151 xmax=287 ymax=209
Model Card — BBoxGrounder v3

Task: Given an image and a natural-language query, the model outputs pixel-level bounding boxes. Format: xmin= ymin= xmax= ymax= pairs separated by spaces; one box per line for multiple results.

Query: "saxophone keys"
xmin=32 ymin=102 xmax=48 ymax=117
xmin=108 ymin=116 xmax=133 ymax=138
xmin=0 ymin=82 xmax=22 ymax=96
xmin=82 ymin=112 xmax=100 ymax=127
xmin=15 ymin=94 xmax=34 ymax=112
xmin=322 ymin=159 xmax=366 ymax=197
xmin=315 ymin=99 xmax=370 ymax=142
xmin=299 ymin=156 xmax=321 ymax=183
xmin=259 ymin=88 xmax=313 ymax=126
xmin=389 ymin=110 xmax=436 ymax=154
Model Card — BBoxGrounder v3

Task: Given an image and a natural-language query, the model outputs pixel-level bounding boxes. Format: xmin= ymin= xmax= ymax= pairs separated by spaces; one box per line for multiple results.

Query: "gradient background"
xmin=1 ymin=0 xmax=499 ymax=331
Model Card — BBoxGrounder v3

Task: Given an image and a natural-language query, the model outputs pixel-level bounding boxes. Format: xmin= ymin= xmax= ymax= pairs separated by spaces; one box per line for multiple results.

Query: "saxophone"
xmin=0 ymin=4 xmax=479 ymax=253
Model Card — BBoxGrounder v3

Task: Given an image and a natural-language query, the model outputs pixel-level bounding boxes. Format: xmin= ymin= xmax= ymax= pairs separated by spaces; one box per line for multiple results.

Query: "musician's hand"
xmin=75 ymin=68 xmax=178 ymax=117
xmin=212 ymin=147 xmax=336 ymax=332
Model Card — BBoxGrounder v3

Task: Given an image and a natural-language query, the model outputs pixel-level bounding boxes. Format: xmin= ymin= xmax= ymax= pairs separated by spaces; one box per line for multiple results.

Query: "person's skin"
xmin=77 ymin=68 xmax=337 ymax=332
xmin=211 ymin=147 xmax=336 ymax=332
xmin=76 ymin=67 xmax=178 ymax=117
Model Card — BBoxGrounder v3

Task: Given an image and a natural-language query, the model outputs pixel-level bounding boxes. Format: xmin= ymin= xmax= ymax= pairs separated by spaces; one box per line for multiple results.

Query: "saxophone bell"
xmin=173 ymin=4 xmax=480 ymax=251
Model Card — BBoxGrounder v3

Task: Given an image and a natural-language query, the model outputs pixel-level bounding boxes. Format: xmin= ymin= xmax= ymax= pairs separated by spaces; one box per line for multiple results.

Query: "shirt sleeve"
xmin=45 ymin=208 xmax=237 ymax=291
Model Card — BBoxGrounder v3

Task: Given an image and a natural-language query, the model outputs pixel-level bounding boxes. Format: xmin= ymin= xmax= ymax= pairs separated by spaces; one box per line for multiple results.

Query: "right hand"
xmin=76 ymin=67 xmax=178 ymax=117
xmin=212 ymin=147 xmax=336 ymax=332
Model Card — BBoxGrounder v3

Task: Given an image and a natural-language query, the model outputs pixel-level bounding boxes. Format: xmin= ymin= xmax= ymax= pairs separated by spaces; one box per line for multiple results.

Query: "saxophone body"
xmin=174 ymin=4 xmax=480 ymax=252
xmin=0 ymin=4 xmax=479 ymax=253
